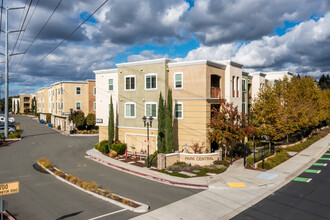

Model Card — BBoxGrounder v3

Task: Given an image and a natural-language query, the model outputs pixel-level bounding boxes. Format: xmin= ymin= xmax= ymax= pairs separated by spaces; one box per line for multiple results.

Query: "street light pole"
xmin=142 ymin=116 xmax=153 ymax=168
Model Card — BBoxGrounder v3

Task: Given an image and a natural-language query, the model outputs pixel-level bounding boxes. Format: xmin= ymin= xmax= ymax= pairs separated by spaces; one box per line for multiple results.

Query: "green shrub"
xmin=232 ymin=143 xmax=251 ymax=158
xmin=213 ymin=160 xmax=230 ymax=167
xmin=8 ymin=132 xmax=21 ymax=139
xmin=46 ymin=113 xmax=51 ymax=123
xmin=94 ymin=143 xmax=99 ymax=150
xmin=257 ymin=152 xmax=290 ymax=169
xmin=57 ymin=125 xmax=61 ymax=130
xmin=285 ymin=136 xmax=320 ymax=152
xmin=145 ymin=151 xmax=158 ymax=167
xmin=38 ymin=158 xmax=53 ymax=169
xmin=173 ymin=161 xmax=188 ymax=167
xmin=99 ymin=140 xmax=109 ymax=154
xmin=246 ymin=149 xmax=271 ymax=166
xmin=111 ymin=143 xmax=127 ymax=155
xmin=158 ymin=170 xmax=190 ymax=178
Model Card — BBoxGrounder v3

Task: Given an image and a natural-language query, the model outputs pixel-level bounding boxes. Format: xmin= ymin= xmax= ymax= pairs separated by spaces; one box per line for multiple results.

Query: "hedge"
xmin=285 ymin=135 xmax=320 ymax=152
xmin=111 ymin=143 xmax=127 ymax=155
xmin=257 ymin=151 xmax=290 ymax=169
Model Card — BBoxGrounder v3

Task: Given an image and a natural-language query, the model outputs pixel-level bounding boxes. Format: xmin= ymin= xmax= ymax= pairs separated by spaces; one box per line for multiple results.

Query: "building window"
xmin=242 ymin=79 xmax=246 ymax=92
xmin=174 ymin=72 xmax=183 ymax=89
xmin=242 ymin=102 xmax=246 ymax=114
xmin=58 ymin=103 xmax=60 ymax=110
xmin=24 ymin=97 xmax=30 ymax=102
xmin=24 ymin=103 xmax=30 ymax=107
xmin=236 ymin=77 xmax=239 ymax=97
xmin=174 ymin=103 xmax=183 ymax=119
xmin=232 ymin=76 xmax=235 ymax=97
xmin=94 ymin=102 xmax=96 ymax=111
xmin=108 ymin=79 xmax=113 ymax=91
xmin=61 ymin=87 xmax=63 ymax=95
xmin=93 ymin=87 xmax=96 ymax=95
xmin=58 ymin=88 xmax=60 ymax=95
xmin=61 ymin=102 xmax=63 ymax=110
xmin=76 ymin=86 xmax=81 ymax=95
xmin=145 ymin=74 xmax=157 ymax=90
xmin=145 ymin=102 xmax=157 ymax=118
xmin=125 ymin=102 xmax=136 ymax=118
xmin=76 ymin=102 xmax=81 ymax=110
xmin=125 ymin=76 xmax=135 ymax=91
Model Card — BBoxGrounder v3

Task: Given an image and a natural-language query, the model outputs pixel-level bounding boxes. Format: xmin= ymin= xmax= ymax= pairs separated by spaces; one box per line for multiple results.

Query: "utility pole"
xmin=0 ymin=6 xmax=25 ymax=138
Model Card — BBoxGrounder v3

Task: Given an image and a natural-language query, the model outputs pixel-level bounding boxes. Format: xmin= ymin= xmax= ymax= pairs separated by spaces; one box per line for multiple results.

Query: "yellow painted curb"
xmin=227 ymin=182 xmax=246 ymax=188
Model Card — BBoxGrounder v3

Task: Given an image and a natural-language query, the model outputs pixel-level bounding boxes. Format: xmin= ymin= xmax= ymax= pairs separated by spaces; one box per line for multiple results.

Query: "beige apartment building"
xmin=19 ymin=94 xmax=34 ymax=113
xmin=116 ymin=59 xmax=173 ymax=153
xmin=95 ymin=58 xmax=295 ymax=154
xmin=36 ymin=88 xmax=49 ymax=121
xmin=37 ymin=80 xmax=95 ymax=132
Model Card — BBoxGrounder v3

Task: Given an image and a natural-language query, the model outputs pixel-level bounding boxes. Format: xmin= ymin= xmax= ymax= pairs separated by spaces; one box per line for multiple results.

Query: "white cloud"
xmin=127 ymin=50 xmax=167 ymax=62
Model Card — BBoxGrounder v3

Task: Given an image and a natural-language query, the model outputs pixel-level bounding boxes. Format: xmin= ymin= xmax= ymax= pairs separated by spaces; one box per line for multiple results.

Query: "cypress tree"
xmin=165 ymin=90 xmax=173 ymax=153
xmin=157 ymin=92 xmax=165 ymax=153
xmin=108 ymin=96 xmax=114 ymax=151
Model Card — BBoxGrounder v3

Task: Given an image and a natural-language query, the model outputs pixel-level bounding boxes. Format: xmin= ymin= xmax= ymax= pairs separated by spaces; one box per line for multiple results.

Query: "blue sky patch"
xmin=275 ymin=20 xmax=301 ymax=36
xmin=80 ymin=11 xmax=97 ymax=24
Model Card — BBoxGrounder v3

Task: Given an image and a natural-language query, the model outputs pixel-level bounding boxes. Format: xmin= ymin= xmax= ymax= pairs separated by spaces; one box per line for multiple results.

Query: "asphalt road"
xmin=232 ymin=151 xmax=330 ymax=220
xmin=0 ymin=115 xmax=202 ymax=219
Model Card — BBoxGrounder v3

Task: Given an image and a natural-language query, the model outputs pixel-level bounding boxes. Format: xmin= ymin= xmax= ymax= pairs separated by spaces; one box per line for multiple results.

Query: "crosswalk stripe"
xmin=319 ymin=158 xmax=330 ymax=161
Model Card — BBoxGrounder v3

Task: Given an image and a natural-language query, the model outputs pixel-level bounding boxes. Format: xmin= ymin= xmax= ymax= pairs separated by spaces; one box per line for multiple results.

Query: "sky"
xmin=1 ymin=0 xmax=330 ymax=96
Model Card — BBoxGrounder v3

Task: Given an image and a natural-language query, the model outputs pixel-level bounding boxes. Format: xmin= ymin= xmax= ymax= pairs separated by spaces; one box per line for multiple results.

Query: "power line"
xmin=0 ymin=0 xmax=3 ymax=41
xmin=37 ymin=0 xmax=109 ymax=65
xmin=13 ymin=0 xmax=62 ymax=72
xmin=13 ymin=0 xmax=40 ymax=71
xmin=10 ymin=0 xmax=32 ymax=63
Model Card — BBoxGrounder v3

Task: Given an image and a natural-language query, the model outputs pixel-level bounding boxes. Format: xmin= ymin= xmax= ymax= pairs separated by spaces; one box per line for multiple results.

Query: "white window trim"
xmin=76 ymin=86 xmax=81 ymax=95
xmin=174 ymin=102 xmax=183 ymax=120
xmin=108 ymin=78 xmax=114 ymax=91
xmin=174 ymin=72 xmax=183 ymax=90
xmin=145 ymin=102 xmax=157 ymax=119
xmin=124 ymin=102 xmax=136 ymax=118
xmin=75 ymin=101 xmax=81 ymax=111
xmin=145 ymin=73 xmax=157 ymax=90
xmin=124 ymin=75 xmax=136 ymax=91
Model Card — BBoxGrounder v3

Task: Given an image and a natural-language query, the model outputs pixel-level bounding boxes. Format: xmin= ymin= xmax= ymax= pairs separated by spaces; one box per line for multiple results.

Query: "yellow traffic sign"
xmin=0 ymin=182 xmax=19 ymax=196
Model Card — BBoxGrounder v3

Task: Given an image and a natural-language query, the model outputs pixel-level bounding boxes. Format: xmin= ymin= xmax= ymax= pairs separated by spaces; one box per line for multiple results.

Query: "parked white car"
xmin=0 ymin=116 xmax=15 ymax=123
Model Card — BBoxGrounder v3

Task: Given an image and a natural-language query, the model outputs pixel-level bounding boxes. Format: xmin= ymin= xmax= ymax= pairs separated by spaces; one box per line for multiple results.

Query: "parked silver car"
xmin=0 ymin=124 xmax=16 ymax=134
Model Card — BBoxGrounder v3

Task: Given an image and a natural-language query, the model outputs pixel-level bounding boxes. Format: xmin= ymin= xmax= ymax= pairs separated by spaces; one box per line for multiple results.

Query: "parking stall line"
xmin=88 ymin=209 xmax=127 ymax=220
xmin=293 ymin=177 xmax=312 ymax=183
xmin=319 ymin=157 xmax=330 ymax=161
xmin=304 ymin=169 xmax=321 ymax=174
xmin=313 ymin=163 xmax=327 ymax=166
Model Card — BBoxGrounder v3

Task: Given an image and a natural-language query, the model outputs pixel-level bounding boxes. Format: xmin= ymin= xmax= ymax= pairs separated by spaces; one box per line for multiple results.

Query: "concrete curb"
xmin=86 ymin=150 xmax=209 ymax=189
xmin=70 ymin=134 xmax=99 ymax=137
xmin=38 ymin=163 xmax=149 ymax=213
xmin=2 ymin=210 xmax=16 ymax=220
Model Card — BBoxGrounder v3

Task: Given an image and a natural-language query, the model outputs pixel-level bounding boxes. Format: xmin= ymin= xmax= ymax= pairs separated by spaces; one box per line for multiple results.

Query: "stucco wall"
xmin=118 ymin=127 xmax=158 ymax=154
xmin=117 ymin=62 xmax=168 ymax=129
xmin=166 ymin=152 xmax=220 ymax=167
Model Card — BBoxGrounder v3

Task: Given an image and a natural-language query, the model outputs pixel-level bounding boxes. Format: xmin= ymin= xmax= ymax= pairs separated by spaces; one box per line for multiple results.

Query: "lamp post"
xmin=142 ymin=116 xmax=153 ymax=168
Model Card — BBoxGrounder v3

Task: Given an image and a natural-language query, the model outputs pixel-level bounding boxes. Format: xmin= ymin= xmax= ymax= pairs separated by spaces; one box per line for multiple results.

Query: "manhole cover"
xmin=77 ymin=164 xmax=87 ymax=167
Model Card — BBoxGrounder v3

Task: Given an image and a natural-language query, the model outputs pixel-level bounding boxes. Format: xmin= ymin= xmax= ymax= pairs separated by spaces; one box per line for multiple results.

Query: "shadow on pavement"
xmin=56 ymin=211 xmax=83 ymax=220
xmin=22 ymin=131 xmax=59 ymax=138
xmin=32 ymin=163 xmax=49 ymax=174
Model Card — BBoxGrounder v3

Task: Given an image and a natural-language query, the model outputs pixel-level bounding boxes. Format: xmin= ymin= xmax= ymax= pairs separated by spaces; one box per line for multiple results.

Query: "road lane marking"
xmin=304 ymin=169 xmax=321 ymax=174
xmin=88 ymin=209 xmax=127 ymax=220
xmin=313 ymin=163 xmax=327 ymax=166
xmin=293 ymin=177 xmax=312 ymax=182
xmin=227 ymin=182 xmax=246 ymax=188
xmin=319 ymin=158 xmax=330 ymax=161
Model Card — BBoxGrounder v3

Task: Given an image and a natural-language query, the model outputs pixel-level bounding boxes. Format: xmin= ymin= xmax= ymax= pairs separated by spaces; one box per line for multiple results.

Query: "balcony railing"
xmin=211 ymin=87 xmax=221 ymax=98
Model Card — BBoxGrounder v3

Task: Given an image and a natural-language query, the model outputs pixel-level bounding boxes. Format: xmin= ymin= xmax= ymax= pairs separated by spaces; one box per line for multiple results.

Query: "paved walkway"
xmin=86 ymin=134 xmax=330 ymax=220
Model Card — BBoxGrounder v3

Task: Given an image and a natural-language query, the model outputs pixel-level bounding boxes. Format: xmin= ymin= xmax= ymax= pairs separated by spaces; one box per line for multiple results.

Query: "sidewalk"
xmin=86 ymin=134 xmax=330 ymax=219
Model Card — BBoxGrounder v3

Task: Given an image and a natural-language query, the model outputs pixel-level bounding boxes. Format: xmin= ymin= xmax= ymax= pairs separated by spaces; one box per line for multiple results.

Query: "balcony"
xmin=211 ymin=87 xmax=221 ymax=98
